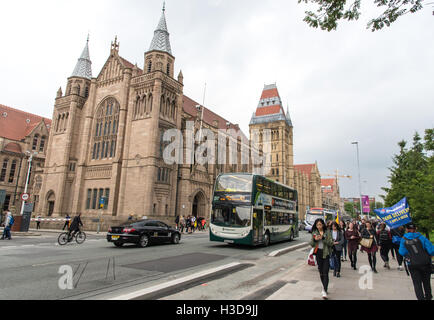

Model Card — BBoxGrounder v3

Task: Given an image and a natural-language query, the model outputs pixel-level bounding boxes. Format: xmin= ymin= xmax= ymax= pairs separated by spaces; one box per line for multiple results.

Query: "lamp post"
xmin=351 ymin=142 xmax=363 ymax=219
xmin=20 ymin=151 xmax=38 ymax=216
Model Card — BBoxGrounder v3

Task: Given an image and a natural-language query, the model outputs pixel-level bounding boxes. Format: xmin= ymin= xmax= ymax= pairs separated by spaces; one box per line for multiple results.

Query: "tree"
xmin=382 ymin=130 xmax=434 ymax=239
xmin=298 ymin=0 xmax=426 ymax=32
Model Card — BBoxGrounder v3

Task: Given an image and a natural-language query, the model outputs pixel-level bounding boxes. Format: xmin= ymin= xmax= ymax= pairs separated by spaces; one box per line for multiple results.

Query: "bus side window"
xmin=265 ymin=211 xmax=271 ymax=226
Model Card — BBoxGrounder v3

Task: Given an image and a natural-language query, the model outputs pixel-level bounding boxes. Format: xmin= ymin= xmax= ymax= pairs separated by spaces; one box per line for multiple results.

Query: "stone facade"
xmin=36 ymin=8 xmax=252 ymax=229
xmin=0 ymin=105 xmax=51 ymax=215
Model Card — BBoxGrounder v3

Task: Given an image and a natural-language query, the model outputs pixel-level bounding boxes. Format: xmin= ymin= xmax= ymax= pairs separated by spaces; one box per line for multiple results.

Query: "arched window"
xmin=85 ymin=86 xmax=89 ymax=98
xmin=91 ymin=98 xmax=120 ymax=160
xmin=166 ymin=63 xmax=170 ymax=75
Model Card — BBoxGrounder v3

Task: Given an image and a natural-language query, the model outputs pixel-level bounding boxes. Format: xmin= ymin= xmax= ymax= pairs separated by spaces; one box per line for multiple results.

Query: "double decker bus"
xmin=304 ymin=208 xmax=337 ymax=232
xmin=210 ymin=173 xmax=299 ymax=246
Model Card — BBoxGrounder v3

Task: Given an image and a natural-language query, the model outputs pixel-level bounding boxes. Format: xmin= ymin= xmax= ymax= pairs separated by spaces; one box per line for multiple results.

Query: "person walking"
xmin=345 ymin=222 xmax=361 ymax=270
xmin=377 ymin=223 xmax=393 ymax=270
xmin=186 ymin=216 xmax=192 ymax=234
xmin=339 ymin=220 xmax=348 ymax=262
xmin=331 ymin=222 xmax=345 ymax=278
xmin=310 ymin=218 xmax=334 ymax=299
xmin=1 ymin=211 xmax=14 ymax=240
xmin=399 ymin=223 xmax=434 ymax=300
xmin=175 ymin=215 xmax=180 ymax=230
xmin=391 ymin=226 xmax=405 ymax=271
xmin=360 ymin=221 xmax=379 ymax=273
xmin=191 ymin=215 xmax=197 ymax=233
xmin=179 ymin=215 xmax=185 ymax=233
xmin=36 ymin=215 xmax=41 ymax=230
xmin=62 ymin=214 xmax=71 ymax=230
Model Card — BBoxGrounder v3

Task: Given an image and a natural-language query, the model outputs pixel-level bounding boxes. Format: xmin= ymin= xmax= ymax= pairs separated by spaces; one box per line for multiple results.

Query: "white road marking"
xmin=109 ymin=262 xmax=242 ymax=300
xmin=268 ymin=242 xmax=309 ymax=257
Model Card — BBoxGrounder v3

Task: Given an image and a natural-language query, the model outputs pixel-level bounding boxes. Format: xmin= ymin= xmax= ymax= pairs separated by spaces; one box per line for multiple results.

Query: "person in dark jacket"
xmin=310 ymin=218 xmax=334 ymax=299
xmin=331 ymin=222 xmax=345 ymax=278
xmin=68 ymin=213 xmax=83 ymax=240
xmin=377 ymin=223 xmax=393 ymax=269
xmin=62 ymin=215 xmax=71 ymax=230
xmin=339 ymin=220 xmax=348 ymax=262
xmin=360 ymin=221 xmax=379 ymax=273
xmin=399 ymin=223 xmax=434 ymax=300
xmin=391 ymin=226 xmax=405 ymax=271
xmin=345 ymin=222 xmax=361 ymax=270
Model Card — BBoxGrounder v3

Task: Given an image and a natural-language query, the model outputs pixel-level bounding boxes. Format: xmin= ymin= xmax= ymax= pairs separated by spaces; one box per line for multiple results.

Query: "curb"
xmin=267 ymin=242 xmax=309 ymax=257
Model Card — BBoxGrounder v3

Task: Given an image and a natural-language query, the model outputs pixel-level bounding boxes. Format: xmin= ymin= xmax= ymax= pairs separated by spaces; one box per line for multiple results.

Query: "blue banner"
xmin=374 ymin=197 xmax=412 ymax=229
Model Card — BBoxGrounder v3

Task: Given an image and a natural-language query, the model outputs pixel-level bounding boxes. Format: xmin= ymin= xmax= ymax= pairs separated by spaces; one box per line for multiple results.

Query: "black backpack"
xmin=404 ymin=236 xmax=431 ymax=267
xmin=379 ymin=230 xmax=391 ymax=244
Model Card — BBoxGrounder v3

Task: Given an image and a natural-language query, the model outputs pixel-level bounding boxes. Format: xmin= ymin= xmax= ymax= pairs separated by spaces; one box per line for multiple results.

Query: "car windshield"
xmin=211 ymin=205 xmax=251 ymax=228
xmin=215 ymin=174 xmax=252 ymax=193
xmin=306 ymin=214 xmax=322 ymax=224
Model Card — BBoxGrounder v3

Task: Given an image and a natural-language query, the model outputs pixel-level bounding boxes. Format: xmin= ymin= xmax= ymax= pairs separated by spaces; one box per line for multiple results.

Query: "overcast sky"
xmin=1 ymin=0 xmax=433 ymax=201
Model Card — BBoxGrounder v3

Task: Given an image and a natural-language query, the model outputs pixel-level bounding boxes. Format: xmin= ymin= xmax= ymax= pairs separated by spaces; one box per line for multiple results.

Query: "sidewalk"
xmin=267 ymin=250 xmax=431 ymax=300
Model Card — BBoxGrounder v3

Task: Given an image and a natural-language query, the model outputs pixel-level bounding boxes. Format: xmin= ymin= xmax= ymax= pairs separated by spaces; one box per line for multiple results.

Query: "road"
xmin=0 ymin=230 xmax=311 ymax=300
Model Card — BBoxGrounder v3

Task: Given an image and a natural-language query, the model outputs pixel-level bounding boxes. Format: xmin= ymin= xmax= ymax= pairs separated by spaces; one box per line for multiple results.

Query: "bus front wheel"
xmin=263 ymin=232 xmax=270 ymax=247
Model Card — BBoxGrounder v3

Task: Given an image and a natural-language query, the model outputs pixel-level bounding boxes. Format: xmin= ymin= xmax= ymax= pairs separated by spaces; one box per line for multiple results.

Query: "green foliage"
xmin=298 ymin=0 xmax=425 ymax=32
xmin=382 ymin=129 xmax=434 ymax=238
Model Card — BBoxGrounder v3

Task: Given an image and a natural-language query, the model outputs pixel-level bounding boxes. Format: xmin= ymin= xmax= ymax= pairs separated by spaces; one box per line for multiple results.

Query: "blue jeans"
xmin=2 ymin=226 xmax=11 ymax=239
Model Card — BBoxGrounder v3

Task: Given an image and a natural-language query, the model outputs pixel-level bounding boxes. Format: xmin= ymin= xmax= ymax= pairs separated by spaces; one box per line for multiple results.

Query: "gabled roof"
xmin=294 ymin=164 xmax=317 ymax=179
xmin=182 ymin=96 xmax=248 ymax=141
xmin=0 ymin=104 xmax=51 ymax=142
xmin=71 ymin=38 xmax=92 ymax=79
xmin=321 ymin=178 xmax=336 ymax=193
xmin=250 ymin=84 xmax=292 ymax=127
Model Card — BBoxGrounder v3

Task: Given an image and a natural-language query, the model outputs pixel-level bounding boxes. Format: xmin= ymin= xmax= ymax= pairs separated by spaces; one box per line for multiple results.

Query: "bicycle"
xmin=58 ymin=229 xmax=87 ymax=245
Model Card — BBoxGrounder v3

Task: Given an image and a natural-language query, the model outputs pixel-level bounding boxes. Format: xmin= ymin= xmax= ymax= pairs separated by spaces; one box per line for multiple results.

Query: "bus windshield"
xmin=211 ymin=205 xmax=251 ymax=228
xmin=215 ymin=175 xmax=253 ymax=193
xmin=306 ymin=212 xmax=323 ymax=224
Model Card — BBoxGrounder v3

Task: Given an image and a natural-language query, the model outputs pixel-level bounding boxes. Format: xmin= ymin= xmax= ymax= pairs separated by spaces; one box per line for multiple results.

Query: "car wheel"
xmin=138 ymin=234 xmax=149 ymax=248
xmin=171 ymin=233 xmax=180 ymax=244
xmin=263 ymin=232 xmax=270 ymax=247
xmin=114 ymin=242 xmax=123 ymax=247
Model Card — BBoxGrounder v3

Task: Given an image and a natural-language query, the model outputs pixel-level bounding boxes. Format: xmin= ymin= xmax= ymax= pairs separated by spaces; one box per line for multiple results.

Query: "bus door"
xmin=253 ymin=209 xmax=264 ymax=244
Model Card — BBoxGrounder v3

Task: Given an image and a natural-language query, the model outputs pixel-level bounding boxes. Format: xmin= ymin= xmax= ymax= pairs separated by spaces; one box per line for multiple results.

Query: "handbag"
xmin=329 ymin=256 xmax=335 ymax=270
xmin=307 ymin=248 xmax=317 ymax=266
xmin=360 ymin=238 xmax=373 ymax=248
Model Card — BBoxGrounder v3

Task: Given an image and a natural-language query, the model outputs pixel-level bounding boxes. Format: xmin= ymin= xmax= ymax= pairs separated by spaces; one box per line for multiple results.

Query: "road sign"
xmin=21 ymin=193 xmax=30 ymax=201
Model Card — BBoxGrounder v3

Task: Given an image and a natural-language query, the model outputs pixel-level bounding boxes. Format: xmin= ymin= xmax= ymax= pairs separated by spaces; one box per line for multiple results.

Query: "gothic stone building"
xmin=0 ymin=105 xmax=51 ymax=215
xmin=37 ymin=8 xmax=251 ymax=229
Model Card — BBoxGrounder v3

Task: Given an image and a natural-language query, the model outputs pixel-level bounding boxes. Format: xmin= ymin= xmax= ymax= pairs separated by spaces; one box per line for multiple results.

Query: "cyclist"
xmin=67 ymin=213 xmax=83 ymax=241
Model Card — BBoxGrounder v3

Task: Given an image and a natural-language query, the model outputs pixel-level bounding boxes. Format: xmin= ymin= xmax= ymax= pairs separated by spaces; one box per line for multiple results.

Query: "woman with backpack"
xmin=360 ymin=221 xmax=379 ymax=273
xmin=1 ymin=212 xmax=14 ymax=240
xmin=310 ymin=218 xmax=334 ymax=299
xmin=377 ymin=223 xmax=393 ymax=270
xmin=399 ymin=223 xmax=434 ymax=300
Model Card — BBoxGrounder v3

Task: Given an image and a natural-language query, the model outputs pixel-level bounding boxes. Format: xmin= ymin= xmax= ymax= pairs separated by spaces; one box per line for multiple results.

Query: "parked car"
xmin=107 ymin=219 xmax=181 ymax=248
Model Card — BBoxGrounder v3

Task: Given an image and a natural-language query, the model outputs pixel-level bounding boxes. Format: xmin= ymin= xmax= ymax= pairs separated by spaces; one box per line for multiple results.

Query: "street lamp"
xmin=351 ymin=142 xmax=364 ymax=219
xmin=20 ymin=150 xmax=38 ymax=216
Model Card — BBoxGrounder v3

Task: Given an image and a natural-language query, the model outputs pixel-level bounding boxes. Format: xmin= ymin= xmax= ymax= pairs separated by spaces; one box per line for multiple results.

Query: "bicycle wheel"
xmin=58 ymin=233 xmax=69 ymax=246
xmin=76 ymin=231 xmax=86 ymax=244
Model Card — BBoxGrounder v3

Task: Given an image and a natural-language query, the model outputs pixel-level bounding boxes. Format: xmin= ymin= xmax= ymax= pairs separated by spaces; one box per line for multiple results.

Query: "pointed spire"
xmin=71 ymin=37 xmax=92 ymax=79
xmin=148 ymin=3 xmax=173 ymax=55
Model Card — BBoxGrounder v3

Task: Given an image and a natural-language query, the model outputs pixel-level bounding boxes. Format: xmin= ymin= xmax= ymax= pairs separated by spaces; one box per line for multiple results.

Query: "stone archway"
xmin=46 ymin=191 xmax=55 ymax=217
xmin=191 ymin=190 xmax=207 ymax=218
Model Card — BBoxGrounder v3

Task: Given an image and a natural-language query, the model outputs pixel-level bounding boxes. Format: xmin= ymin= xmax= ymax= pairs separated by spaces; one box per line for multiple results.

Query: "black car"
xmin=107 ymin=219 xmax=181 ymax=248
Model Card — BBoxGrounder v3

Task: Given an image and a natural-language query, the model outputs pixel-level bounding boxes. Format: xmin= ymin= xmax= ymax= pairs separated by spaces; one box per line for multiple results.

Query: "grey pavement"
xmin=267 ymin=249 xmax=431 ymax=300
